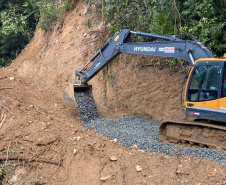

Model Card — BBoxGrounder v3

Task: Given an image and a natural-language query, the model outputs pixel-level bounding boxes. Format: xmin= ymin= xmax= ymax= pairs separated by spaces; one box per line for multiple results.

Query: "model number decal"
xmin=134 ymin=47 xmax=156 ymax=52
xmin=190 ymin=112 xmax=200 ymax=116
xmin=165 ymin=47 xmax=175 ymax=53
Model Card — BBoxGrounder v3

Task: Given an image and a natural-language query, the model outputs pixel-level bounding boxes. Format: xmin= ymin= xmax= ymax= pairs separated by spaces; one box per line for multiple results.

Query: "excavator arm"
xmin=71 ymin=29 xmax=226 ymax=150
xmin=74 ymin=29 xmax=213 ymax=85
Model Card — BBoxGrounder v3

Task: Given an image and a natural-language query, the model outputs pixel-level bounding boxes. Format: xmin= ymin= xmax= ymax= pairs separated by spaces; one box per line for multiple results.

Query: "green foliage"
xmin=87 ymin=19 xmax=92 ymax=28
xmin=109 ymin=70 xmax=116 ymax=86
xmin=179 ymin=0 xmax=226 ymax=56
xmin=102 ymin=66 xmax=108 ymax=79
xmin=85 ymin=0 xmax=94 ymax=4
xmin=99 ymin=0 xmax=176 ymax=36
xmin=37 ymin=0 xmax=71 ymax=31
xmin=142 ymin=112 xmax=153 ymax=120
xmin=0 ymin=0 xmax=71 ymax=68
xmin=0 ymin=167 xmax=5 ymax=184
xmin=87 ymin=0 xmax=225 ymax=57
xmin=0 ymin=0 xmax=39 ymax=67
xmin=0 ymin=168 xmax=3 ymax=176
xmin=149 ymin=13 xmax=174 ymax=35
xmin=103 ymin=1 xmax=153 ymax=34
xmin=131 ymin=62 xmax=139 ymax=72
xmin=169 ymin=58 xmax=183 ymax=68
xmin=121 ymin=103 xmax=128 ymax=109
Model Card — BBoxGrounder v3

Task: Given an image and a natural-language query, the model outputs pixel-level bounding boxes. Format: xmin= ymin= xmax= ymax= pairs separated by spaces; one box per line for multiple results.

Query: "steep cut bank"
xmin=94 ymin=54 xmax=185 ymax=121
xmin=14 ymin=2 xmax=185 ymax=122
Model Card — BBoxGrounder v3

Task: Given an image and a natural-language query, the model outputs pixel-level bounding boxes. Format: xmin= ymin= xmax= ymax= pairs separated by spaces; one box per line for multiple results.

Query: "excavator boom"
xmin=74 ymin=29 xmax=213 ymax=85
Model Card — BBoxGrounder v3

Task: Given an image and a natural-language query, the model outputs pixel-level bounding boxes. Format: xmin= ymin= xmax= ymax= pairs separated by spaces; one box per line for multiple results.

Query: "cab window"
xmin=187 ymin=65 xmax=220 ymax=102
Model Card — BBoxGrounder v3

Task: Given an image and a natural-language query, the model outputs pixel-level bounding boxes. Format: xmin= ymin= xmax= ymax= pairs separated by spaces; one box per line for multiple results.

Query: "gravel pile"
xmin=74 ymin=91 xmax=226 ymax=165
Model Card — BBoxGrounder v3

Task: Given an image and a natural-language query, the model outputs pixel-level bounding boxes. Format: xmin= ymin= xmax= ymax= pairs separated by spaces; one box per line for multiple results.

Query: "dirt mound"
xmin=0 ymin=0 xmax=225 ymax=184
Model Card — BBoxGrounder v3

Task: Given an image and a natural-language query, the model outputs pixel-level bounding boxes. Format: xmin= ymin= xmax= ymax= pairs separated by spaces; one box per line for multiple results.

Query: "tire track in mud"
xmin=74 ymin=91 xmax=226 ymax=165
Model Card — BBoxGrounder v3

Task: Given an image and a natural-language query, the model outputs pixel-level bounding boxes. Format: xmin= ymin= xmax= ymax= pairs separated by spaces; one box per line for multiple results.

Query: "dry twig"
xmin=87 ymin=38 xmax=102 ymax=44
xmin=0 ymin=114 xmax=6 ymax=128
xmin=0 ymin=110 xmax=4 ymax=120
xmin=5 ymin=141 xmax=12 ymax=165
xmin=33 ymin=105 xmax=65 ymax=123
xmin=44 ymin=154 xmax=61 ymax=182
xmin=88 ymin=30 xmax=106 ymax=34
xmin=34 ymin=105 xmax=47 ymax=115
xmin=0 ymin=155 xmax=61 ymax=166
xmin=0 ymin=86 xmax=14 ymax=90
xmin=0 ymin=104 xmax=15 ymax=116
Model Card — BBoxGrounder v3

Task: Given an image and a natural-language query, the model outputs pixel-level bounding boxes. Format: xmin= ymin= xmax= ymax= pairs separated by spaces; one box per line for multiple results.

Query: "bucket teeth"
xmin=73 ymin=83 xmax=92 ymax=92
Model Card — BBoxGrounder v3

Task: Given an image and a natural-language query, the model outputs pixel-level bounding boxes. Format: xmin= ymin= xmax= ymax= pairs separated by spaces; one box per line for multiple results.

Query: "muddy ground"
xmin=0 ymin=0 xmax=225 ymax=184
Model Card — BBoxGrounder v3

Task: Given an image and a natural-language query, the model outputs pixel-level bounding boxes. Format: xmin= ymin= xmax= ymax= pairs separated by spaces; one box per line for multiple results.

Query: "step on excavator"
xmin=70 ymin=29 xmax=226 ymax=150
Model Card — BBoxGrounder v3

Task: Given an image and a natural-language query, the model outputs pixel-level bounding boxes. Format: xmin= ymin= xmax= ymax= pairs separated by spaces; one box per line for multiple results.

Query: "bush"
xmin=87 ymin=0 xmax=225 ymax=57
xmin=37 ymin=0 xmax=71 ymax=31
xmin=0 ymin=0 xmax=72 ymax=67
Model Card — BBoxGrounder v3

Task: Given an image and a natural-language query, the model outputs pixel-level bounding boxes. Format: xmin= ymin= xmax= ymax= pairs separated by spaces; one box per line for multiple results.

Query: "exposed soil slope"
xmin=0 ymin=0 xmax=225 ymax=184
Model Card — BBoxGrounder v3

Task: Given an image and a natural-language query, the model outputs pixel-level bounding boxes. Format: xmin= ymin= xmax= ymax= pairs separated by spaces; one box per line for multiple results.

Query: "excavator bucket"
xmin=73 ymin=83 xmax=92 ymax=92
xmin=63 ymin=82 xmax=92 ymax=107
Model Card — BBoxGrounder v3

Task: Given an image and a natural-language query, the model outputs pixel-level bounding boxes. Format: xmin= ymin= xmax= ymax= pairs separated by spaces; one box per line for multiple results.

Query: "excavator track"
xmin=159 ymin=120 xmax=226 ymax=150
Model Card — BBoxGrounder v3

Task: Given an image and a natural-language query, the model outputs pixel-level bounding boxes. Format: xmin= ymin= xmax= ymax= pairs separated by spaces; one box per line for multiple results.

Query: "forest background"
xmin=0 ymin=0 xmax=225 ymax=68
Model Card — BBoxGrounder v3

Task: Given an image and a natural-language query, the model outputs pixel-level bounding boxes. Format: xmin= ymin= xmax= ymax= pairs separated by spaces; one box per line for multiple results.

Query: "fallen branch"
xmin=88 ymin=30 xmax=106 ymax=34
xmin=0 ymin=104 xmax=15 ymax=116
xmin=5 ymin=141 xmax=11 ymax=165
xmin=0 ymin=114 xmax=6 ymax=128
xmin=0 ymin=110 xmax=3 ymax=120
xmin=36 ymin=137 xmax=59 ymax=146
xmin=33 ymin=105 xmax=64 ymax=123
xmin=87 ymin=38 xmax=102 ymax=44
xmin=0 ymin=156 xmax=61 ymax=166
xmin=15 ymin=128 xmax=48 ymax=138
xmin=0 ymin=86 xmax=14 ymax=90
xmin=20 ymin=137 xmax=59 ymax=146
xmin=34 ymin=105 xmax=47 ymax=115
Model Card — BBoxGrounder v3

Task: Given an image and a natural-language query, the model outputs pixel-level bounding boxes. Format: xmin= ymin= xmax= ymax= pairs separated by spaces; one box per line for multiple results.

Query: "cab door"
xmin=218 ymin=62 xmax=226 ymax=116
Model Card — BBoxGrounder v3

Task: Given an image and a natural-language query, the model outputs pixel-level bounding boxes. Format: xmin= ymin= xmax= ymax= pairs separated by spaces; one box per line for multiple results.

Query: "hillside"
xmin=0 ymin=0 xmax=225 ymax=184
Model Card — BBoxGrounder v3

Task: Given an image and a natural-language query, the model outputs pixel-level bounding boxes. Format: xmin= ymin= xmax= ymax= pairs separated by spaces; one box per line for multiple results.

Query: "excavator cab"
xmin=160 ymin=60 xmax=226 ymax=149
xmin=185 ymin=58 xmax=226 ymax=122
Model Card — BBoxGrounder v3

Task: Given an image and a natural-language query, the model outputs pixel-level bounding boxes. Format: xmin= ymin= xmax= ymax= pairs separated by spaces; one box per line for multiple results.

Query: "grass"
xmin=109 ymin=70 xmax=116 ymax=86
xmin=142 ymin=112 xmax=153 ymax=119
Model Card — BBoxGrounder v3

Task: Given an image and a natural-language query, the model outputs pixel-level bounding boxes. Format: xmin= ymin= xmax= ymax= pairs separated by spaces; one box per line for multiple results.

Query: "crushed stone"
xmin=75 ymin=91 xmax=226 ymax=165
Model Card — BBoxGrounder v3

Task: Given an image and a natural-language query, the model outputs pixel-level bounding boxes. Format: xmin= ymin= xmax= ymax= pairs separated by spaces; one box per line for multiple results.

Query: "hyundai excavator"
xmin=72 ymin=29 xmax=226 ymax=150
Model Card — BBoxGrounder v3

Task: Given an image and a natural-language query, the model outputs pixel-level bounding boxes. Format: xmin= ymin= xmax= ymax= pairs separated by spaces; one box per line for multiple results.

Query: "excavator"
xmin=72 ymin=29 xmax=226 ymax=150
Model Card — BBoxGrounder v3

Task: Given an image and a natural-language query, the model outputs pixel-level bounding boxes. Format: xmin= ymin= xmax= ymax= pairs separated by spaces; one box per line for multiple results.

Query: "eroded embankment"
xmin=74 ymin=91 xmax=226 ymax=165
